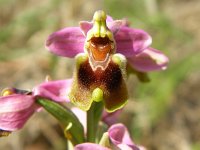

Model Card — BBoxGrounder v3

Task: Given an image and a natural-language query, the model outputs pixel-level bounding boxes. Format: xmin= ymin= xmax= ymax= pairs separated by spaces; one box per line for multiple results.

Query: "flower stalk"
xmin=87 ymin=103 xmax=95 ymax=142
xmin=87 ymin=101 xmax=103 ymax=142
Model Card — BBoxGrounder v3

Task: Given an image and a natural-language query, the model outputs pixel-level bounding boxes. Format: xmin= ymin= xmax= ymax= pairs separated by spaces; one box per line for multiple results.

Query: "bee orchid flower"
xmin=46 ymin=10 xmax=168 ymax=112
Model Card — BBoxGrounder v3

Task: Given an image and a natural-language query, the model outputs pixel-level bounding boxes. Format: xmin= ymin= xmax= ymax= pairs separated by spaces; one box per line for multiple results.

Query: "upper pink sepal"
xmin=115 ymin=26 xmax=152 ymax=56
xmin=46 ymin=27 xmax=85 ymax=57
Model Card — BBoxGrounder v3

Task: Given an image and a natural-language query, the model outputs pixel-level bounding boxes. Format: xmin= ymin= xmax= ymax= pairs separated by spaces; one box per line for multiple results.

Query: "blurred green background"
xmin=0 ymin=0 xmax=200 ymax=150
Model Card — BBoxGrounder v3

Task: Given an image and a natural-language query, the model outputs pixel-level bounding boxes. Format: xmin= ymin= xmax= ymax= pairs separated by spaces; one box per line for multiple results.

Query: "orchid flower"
xmin=46 ymin=10 xmax=169 ymax=112
xmin=0 ymin=79 xmax=71 ymax=134
xmin=107 ymin=123 xmax=140 ymax=150
xmin=74 ymin=123 xmax=144 ymax=150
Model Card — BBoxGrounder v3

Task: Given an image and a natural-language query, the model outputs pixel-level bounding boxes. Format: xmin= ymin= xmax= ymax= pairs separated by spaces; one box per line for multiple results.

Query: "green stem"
xmin=87 ymin=103 xmax=95 ymax=142
xmin=86 ymin=102 xmax=103 ymax=142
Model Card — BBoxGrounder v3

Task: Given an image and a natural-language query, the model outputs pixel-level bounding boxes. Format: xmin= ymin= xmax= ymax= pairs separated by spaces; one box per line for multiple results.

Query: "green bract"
xmin=36 ymin=98 xmax=85 ymax=145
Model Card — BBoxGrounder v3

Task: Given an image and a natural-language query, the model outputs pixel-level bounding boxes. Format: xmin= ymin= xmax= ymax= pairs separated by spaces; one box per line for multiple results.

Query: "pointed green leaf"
xmin=36 ymin=98 xmax=85 ymax=145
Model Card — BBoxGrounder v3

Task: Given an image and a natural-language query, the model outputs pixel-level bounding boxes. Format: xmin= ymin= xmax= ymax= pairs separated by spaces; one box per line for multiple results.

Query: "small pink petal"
xmin=0 ymin=95 xmax=37 ymax=131
xmin=79 ymin=21 xmax=93 ymax=36
xmin=128 ymin=48 xmax=169 ymax=72
xmin=107 ymin=19 xmax=128 ymax=34
xmin=108 ymin=123 xmax=139 ymax=150
xmin=79 ymin=18 xmax=127 ymax=36
xmin=46 ymin=27 xmax=85 ymax=57
xmin=106 ymin=15 xmax=114 ymax=22
xmin=33 ymin=79 xmax=72 ymax=102
xmin=74 ymin=143 xmax=110 ymax=150
xmin=115 ymin=27 xmax=152 ymax=56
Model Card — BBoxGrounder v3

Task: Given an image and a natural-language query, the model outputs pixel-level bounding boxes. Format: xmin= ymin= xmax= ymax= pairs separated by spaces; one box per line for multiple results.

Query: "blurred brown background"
xmin=0 ymin=0 xmax=200 ymax=150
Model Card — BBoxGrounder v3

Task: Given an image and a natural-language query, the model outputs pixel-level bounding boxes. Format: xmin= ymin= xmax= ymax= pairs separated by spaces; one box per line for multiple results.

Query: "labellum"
xmin=69 ymin=10 xmax=128 ymax=112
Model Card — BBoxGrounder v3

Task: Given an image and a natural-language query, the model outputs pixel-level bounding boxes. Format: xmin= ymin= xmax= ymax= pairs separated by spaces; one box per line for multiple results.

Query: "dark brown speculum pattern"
xmin=77 ymin=59 xmax=128 ymax=111
xmin=78 ymin=59 xmax=122 ymax=90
